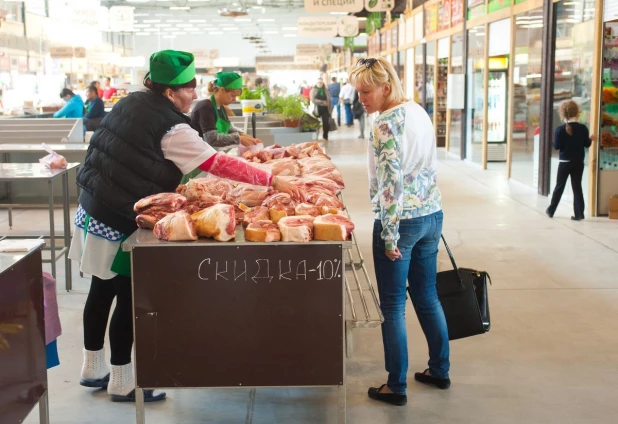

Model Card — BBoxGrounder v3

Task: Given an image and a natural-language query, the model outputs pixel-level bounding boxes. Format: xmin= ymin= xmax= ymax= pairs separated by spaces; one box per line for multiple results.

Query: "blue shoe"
xmin=80 ymin=373 xmax=110 ymax=388
xmin=110 ymin=389 xmax=166 ymax=403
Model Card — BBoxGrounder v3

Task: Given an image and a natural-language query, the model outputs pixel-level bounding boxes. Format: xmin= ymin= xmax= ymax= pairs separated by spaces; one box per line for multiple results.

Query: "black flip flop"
xmin=80 ymin=373 xmax=110 ymax=389
xmin=110 ymin=389 xmax=166 ymax=403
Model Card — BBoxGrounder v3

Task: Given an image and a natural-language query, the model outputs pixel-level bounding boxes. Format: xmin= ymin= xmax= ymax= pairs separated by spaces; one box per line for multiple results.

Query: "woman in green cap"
xmin=191 ymin=71 xmax=261 ymax=149
xmin=69 ymin=50 xmax=300 ymax=403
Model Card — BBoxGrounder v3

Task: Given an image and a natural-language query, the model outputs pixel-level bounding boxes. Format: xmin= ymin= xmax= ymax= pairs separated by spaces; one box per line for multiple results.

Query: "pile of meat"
xmin=134 ymin=141 xmax=354 ymax=242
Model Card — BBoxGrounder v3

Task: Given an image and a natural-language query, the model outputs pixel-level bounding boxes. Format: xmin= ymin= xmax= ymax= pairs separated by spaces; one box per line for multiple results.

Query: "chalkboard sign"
xmin=132 ymin=244 xmax=345 ymax=389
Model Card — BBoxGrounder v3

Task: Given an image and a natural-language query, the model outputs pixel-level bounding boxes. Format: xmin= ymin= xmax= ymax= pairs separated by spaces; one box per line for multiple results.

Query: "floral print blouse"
xmin=368 ymin=101 xmax=443 ymax=250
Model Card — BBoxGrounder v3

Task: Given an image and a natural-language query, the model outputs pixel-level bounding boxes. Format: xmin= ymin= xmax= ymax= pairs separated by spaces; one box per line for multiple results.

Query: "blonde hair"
xmin=348 ymin=58 xmax=407 ymax=106
xmin=207 ymin=81 xmax=241 ymax=95
xmin=559 ymin=100 xmax=581 ymax=135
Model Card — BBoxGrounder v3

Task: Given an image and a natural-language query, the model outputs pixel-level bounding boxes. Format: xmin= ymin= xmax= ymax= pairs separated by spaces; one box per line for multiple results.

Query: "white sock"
xmin=81 ymin=348 xmax=109 ymax=380
xmin=107 ymin=363 xmax=135 ymax=396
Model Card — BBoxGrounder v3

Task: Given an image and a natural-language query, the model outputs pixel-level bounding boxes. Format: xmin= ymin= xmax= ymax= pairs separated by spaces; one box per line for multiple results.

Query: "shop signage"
xmin=488 ymin=18 xmax=511 ymax=56
xmin=451 ymin=0 xmax=463 ymax=25
xmin=488 ymin=0 xmax=512 ymax=14
xmin=303 ymin=0 xmax=364 ymax=13
xmin=440 ymin=0 xmax=451 ymax=31
xmin=74 ymin=47 xmax=86 ymax=58
xmin=296 ymin=44 xmax=322 ymax=56
xmin=414 ymin=12 xmax=423 ymax=40
xmin=468 ymin=0 xmax=485 ymax=7
xmin=108 ymin=6 xmax=134 ymax=32
xmin=298 ymin=16 xmax=339 ymax=37
xmin=338 ymin=16 xmax=359 ymax=37
xmin=69 ymin=1 xmax=101 ymax=28
xmin=605 ymin=0 xmax=618 ymax=21
xmin=425 ymin=2 xmax=439 ymax=35
xmin=49 ymin=46 xmax=75 ymax=59
xmin=365 ymin=0 xmax=395 ymax=12
xmin=294 ymin=55 xmax=321 ymax=65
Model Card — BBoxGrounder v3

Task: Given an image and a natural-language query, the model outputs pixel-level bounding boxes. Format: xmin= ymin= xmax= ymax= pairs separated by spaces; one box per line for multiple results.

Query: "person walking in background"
xmin=546 ymin=100 xmax=592 ymax=221
xmin=90 ymin=80 xmax=104 ymax=98
xmin=328 ymin=77 xmax=341 ymax=126
xmin=83 ymin=85 xmax=106 ymax=131
xmin=340 ymin=80 xmax=355 ymax=127
xmin=300 ymin=80 xmax=311 ymax=101
xmin=102 ymin=77 xmax=117 ymax=100
xmin=53 ymin=88 xmax=84 ymax=118
xmin=311 ymin=78 xmax=332 ymax=142
xmin=352 ymin=89 xmax=365 ymax=139
xmin=349 ymin=57 xmax=450 ymax=406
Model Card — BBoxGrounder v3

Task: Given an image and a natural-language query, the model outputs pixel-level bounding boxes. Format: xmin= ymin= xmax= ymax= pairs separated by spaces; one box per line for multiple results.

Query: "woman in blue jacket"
xmin=546 ymin=100 xmax=592 ymax=221
xmin=53 ymin=88 xmax=84 ymax=118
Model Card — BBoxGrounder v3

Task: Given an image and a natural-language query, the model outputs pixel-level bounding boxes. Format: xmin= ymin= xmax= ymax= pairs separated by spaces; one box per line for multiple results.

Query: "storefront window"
xmin=0 ymin=1 xmax=24 ymax=23
xmin=436 ymin=37 xmax=449 ymax=147
xmin=511 ymin=8 xmax=544 ymax=188
xmin=448 ymin=33 xmax=465 ymax=158
xmin=466 ymin=26 xmax=485 ymax=165
xmin=406 ymin=48 xmax=415 ymax=99
xmin=426 ymin=41 xmax=436 ymax=120
xmin=397 ymin=50 xmax=405 ymax=83
xmin=551 ymin=1 xmax=595 ymax=198
xmin=415 ymin=45 xmax=425 ymax=106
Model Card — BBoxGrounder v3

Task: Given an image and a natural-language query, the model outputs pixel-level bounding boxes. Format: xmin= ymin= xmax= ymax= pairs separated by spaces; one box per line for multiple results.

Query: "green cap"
xmin=215 ymin=72 xmax=243 ymax=90
xmin=146 ymin=50 xmax=196 ymax=86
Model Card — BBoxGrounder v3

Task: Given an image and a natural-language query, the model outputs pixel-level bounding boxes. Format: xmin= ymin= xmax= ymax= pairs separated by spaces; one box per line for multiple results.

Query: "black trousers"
xmin=548 ymin=161 xmax=585 ymax=218
xmin=83 ymin=275 xmax=133 ymax=365
xmin=319 ymin=107 xmax=330 ymax=140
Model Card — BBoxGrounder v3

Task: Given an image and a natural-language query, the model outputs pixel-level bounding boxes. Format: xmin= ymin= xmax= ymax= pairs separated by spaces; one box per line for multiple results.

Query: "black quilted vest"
xmin=77 ymin=90 xmax=189 ymax=235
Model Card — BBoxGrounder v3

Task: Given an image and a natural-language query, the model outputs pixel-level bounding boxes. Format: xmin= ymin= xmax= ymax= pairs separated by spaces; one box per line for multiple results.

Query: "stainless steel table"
xmin=0 ymin=163 xmax=79 ymax=291
xmin=0 ymin=143 xmax=89 ymax=155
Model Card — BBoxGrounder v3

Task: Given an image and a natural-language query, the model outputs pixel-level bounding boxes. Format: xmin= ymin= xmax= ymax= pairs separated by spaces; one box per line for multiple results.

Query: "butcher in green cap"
xmin=72 ymin=50 xmax=301 ymax=404
xmin=191 ymin=71 xmax=262 ymax=151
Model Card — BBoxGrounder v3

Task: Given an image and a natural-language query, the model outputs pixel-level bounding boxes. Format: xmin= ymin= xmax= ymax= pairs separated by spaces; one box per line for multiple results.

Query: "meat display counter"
xmin=123 ymin=228 xmax=351 ymax=423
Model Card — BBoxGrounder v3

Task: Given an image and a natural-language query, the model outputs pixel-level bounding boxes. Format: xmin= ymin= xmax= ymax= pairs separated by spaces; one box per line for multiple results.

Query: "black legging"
xmin=319 ymin=107 xmax=330 ymax=140
xmin=83 ymin=275 xmax=133 ymax=366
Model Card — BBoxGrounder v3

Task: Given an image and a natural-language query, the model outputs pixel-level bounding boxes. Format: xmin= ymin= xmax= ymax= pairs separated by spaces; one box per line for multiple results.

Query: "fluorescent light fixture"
xmin=136 ymin=32 xmax=151 ymax=36
xmin=163 ymin=35 xmax=177 ymax=39
xmin=173 ymin=32 xmax=187 ymax=35
xmin=222 ymin=27 xmax=237 ymax=31
xmin=566 ymin=18 xmax=577 ymax=23
xmin=169 ymin=7 xmax=191 ymax=11
xmin=176 ymin=24 xmax=194 ymax=27
xmin=166 ymin=19 xmax=182 ymax=22
xmin=155 ymin=24 xmax=172 ymax=27
xmin=358 ymin=17 xmax=367 ymax=21
xmin=263 ymin=31 xmax=278 ymax=34
xmin=143 ymin=20 xmax=161 ymax=23
xmin=282 ymin=27 xmax=297 ymax=31
xmin=163 ymin=27 xmax=177 ymax=32
xmin=358 ymin=33 xmax=367 ymax=37
xmin=134 ymin=13 xmax=150 ymax=17
xmin=562 ymin=71 xmax=572 ymax=76
xmin=257 ymin=19 xmax=274 ymax=22
xmin=235 ymin=18 xmax=252 ymax=22
xmin=133 ymin=24 xmax=151 ymax=28
xmin=155 ymin=14 xmax=173 ymax=17
xmin=284 ymin=34 xmax=297 ymax=37
xmin=330 ymin=12 xmax=347 ymax=15
xmin=209 ymin=31 xmax=224 ymax=35
xmin=529 ymin=23 xmax=544 ymax=28
xmin=184 ymin=28 xmax=200 ymax=31
xmin=189 ymin=19 xmax=208 ymax=23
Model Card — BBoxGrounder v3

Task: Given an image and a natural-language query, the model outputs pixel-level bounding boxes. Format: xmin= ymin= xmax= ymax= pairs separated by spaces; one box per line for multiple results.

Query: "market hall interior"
xmin=15 ymin=126 xmax=618 ymax=424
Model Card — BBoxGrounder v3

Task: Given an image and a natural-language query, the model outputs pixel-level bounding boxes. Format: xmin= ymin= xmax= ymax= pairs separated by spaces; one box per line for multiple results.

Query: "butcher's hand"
xmin=272 ymin=177 xmax=304 ymax=202
xmin=240 ymin=135 xmax=261 ymax=146
xmin=385 ymin=248 xmax=402 ymax=262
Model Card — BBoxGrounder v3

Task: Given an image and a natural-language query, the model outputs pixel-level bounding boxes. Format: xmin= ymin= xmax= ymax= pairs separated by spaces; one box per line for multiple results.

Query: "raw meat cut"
xmin=304 ymin=186 xmax=338 ymax=204
xmin=191 ymin=204 xmax=236 ymax=242
xmin=134 ymin=193 xmax=188 ymax=229
xmin=153 ymin=211 xmax=197 ymax=241
xmin=314 ymin=194 xmax=344 ymax=213
xmin=313 ymin=214 xmax=355 ymax=241
xmin=251 ymin=158 xmax=301 ymax=177
xmin=245 ymin=220 xmax=281 ymax=242
xmin=242 ymin=205 xmax=270 ymax=227
xmin=295 ymin=203 xmax=320 ymax=217
xmin=225 ymin=183 xmax=273 ymax=207
xmin=184 ymin=177 xmax=232 ymax=200
xmin=262 ymin=193 xmax=297 ymax=216
xmin=281 ymin=176 xmax=341 ymax=197
xmin=302 ymin=167 xmax=345 ymax=188
xmin=278 ymin=215 xmax=316 ymax=243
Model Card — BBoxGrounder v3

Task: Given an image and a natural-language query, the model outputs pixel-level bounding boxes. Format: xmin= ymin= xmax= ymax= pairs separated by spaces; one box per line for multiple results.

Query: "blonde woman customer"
xmin=546 ymin=100 xmax=592 ymax=221
xmin=348 ymin=58 xmax=450 ymax=406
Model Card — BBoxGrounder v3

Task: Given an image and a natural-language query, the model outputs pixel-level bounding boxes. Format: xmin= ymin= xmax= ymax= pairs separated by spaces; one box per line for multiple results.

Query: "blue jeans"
xmin=331 ymin=98 xmax=341 ymax=126
xmin=343 ymin=102 xmax=353 ymax=125
xmin=372 ymin=211 xmax=450 ymax=395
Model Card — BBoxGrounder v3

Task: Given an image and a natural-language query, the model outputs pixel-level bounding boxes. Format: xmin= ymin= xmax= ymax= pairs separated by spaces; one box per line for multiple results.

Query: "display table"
xmin=123 ymin=228 xmax=348 ymax=424
xmin=0 ymin=246 xmax=49 ymax=424
xmin=0 ymin=163 xmax=79 ymax=291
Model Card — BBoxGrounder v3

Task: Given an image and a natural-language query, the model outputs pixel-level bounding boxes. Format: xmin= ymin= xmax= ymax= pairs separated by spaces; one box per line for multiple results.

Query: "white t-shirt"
xmin=340 ymin=84 xmax=355 ymax=102
xmin=161 ymin=123 xmax=217 ymax=174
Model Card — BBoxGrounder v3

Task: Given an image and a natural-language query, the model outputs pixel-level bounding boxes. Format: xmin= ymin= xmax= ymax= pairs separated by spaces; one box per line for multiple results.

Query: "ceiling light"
xmin=358 ymin=17 xmax=367 ymax=21
xmin=133 ymin=24 xmax=151 ymax=28
xmin=222 ymin=27 xmax=237 ymax=31
xmin=155 ymin=24 xmax=172 ymax=27
xmin=185 ymin=28 xmax=200 ymax=31
xmin=235 ymin=18 xmax=252 ymax=22
xmin=209 ymin=31 xmax=224 ymax=35
xmin=166 ymin=19 xmax=182 ymax=22
xmin=264 ymin=31 xmax=278 ymax=34
xmin=330 ymin=12 xmax=348 ymax=15
xmin=134 ymin=13 xmax=149 ymax=17
xmin=284 ymin=34 xmax=297 ymax=37
xmin=136 ymin=32 xmax=151 ymax=36
xmin=282 ymin=27 xmax=297 ymax=31
xmin=176 ymin=24 xmax=194 ymax=27
xmin=189 ymin=20 xmax=207 ymax=23
xmin=163 ymin=35 xmax=176 ymax=39
xmin=257 ymin=19 xmax=274 ymax=22
xmin=169 ymin=6 xmax=191 ymax=10
xmin=173 ymin=32 xmax=187 ymax=35
xmin=143 ymin=20 xmax=161 ymax=23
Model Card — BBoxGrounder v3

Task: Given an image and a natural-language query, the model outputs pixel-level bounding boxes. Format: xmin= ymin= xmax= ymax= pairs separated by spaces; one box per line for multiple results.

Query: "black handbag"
xmin=328 ymin=117 xmax=338 ymax=131
xmin=410 ymin=235 xmax=492 ymax=341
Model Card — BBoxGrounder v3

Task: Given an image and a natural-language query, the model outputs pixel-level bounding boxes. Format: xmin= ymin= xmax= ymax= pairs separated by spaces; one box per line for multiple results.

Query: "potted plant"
xmin=239 ymin=87 xmax=265 ymax=116
xmin=281 ymin=95 xmax=306 ymax=128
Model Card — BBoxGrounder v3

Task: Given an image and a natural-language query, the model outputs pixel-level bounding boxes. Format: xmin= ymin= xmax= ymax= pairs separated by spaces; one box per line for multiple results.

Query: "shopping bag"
xmin=409 ymin=235 xmax=491 ymax=341
xmin=328 ymin=117 xmax=338 ymax=132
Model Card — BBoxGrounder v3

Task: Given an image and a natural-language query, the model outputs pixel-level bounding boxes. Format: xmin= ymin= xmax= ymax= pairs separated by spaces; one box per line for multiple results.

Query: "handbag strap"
xmin=441 ymin=234 xmax=465 ymax=289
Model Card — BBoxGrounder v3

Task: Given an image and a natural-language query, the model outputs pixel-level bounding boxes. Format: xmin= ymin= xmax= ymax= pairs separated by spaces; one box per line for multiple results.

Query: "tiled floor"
xmin=13 ymin=125 xmax=618 ymax=423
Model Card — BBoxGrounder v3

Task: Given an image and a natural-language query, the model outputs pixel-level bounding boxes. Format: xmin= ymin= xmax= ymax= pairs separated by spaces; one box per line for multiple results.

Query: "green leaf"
xmin=388 ymin=204 xmax=398 ymax=215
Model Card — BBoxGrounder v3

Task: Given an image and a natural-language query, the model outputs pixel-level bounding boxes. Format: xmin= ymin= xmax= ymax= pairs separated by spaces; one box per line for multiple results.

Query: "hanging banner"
xmin=298 ymin=16 xmax=338 ymax=37
xmin=338 ymin=16 xmax=359 ymax=37
xmin=304 ymin=0 xmax=364 ymax=13
xmin=109 ymin=6 xmax=134 ymax=32
xmin=365 ymin=0 xmax=394 ymax=12
xmin=440 ymin=0 xmax=451 ymax=31
xmin=451 ymin=0 xmax=463 ymax=26
xmin=69 ymin=1 xmax=101 ymax=28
